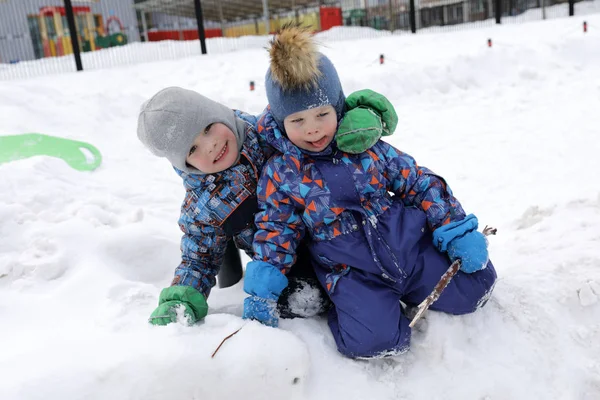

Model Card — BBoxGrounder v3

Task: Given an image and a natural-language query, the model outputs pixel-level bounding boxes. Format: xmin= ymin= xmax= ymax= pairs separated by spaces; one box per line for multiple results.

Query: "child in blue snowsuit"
xmin=242 ymin=26 xmax=497 ymax=358
xmin=136 ymin=86 xmax=394 ymax=326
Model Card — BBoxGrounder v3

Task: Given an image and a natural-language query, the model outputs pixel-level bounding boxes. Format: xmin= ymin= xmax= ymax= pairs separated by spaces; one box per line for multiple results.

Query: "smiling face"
xmin=186 ymin=122 xmax=239 ymax=174
xmin=283 ymin=105 xmax=338 ymax=152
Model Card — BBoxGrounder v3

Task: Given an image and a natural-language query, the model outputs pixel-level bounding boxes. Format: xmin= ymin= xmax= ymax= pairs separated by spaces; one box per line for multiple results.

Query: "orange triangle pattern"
xmin=266 ymin=231 xmax=278 ymax=240
xmin=266 ymin=179 xmax=277 ymax=198
xmin=291 ymin=195 xmax=305 ymax=206
xmin=367 ymin=150 xmax=380 ymax=161
xmin=291 ymin=157 xmax=300 ymax=170
xmin=331 ymin=207 xmax=344 ymax=215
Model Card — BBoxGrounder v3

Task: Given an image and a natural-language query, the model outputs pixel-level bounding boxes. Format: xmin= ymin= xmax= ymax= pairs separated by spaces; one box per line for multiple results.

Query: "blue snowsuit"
xmin=252 ymin=110 xmax=497 ymax=358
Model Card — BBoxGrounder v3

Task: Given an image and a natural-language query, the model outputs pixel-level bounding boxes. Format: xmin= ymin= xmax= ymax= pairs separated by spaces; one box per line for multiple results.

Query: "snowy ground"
xmin=1 ymin=9 xmax=600 ymax=400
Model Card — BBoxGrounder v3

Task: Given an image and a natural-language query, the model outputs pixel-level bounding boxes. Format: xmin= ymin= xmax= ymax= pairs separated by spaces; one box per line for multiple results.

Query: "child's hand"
xmin=337 ymin=107 xmax=383 ymax=154
xmin=345 ymin=89 xmax=398 ymax=136
xmin=336 ymin=89 xmax=399 ymax=154
xmin=242 ymin=296 xmax=279 ymax=327
xmin=242 ymin=261 xmax=289 ymax=327
xmin=148 ymin=286 xmax=208 ymax=326
xmin=433 ymin=214 xmax=489 ymax=274
xmin=447 ymin=230 xmax=489 ymax=273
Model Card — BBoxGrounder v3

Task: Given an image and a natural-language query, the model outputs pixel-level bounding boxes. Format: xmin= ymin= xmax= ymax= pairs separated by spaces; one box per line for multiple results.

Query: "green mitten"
xmin=148 ymin=286 xmax=208 ymax=326
xmin=337 ymin=107 xmax=383 ymax=154
xmin=336 ymin=89 xmax=399 ymax=154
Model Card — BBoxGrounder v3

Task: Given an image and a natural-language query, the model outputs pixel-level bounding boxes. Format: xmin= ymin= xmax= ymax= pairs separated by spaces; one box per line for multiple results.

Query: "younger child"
xmin=137 ymin=86 xmax=396 ymax=325
xmin=243 ymin=25 xmax=497 ymax=358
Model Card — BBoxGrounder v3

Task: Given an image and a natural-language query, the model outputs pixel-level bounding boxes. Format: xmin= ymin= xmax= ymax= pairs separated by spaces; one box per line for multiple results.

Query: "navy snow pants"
xmin=309 ymin=202 xmax=497 ymax=359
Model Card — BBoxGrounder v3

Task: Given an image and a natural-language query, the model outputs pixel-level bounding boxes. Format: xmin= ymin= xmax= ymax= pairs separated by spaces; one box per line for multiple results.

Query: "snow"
xmin=1 ymin=7 xmax=600 ymax=400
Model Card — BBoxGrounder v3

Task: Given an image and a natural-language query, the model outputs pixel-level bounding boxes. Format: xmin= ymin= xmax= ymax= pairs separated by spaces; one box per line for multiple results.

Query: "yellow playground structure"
xmin=36 ymin=6 xmax=127 ymax=58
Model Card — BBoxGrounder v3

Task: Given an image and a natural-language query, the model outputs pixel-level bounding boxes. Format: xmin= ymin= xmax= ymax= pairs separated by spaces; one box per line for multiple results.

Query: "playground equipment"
xmin=95 ymin=15 xmax=128 ymax=49
xmin=39 ymin=6 xmax=97 ymax=57
xmin=0 ymin=133 xmax=102 ymax=172
xmin=37 ymin=6 xmax=127 ymax=58
xmin=39 ymin=6 xmax=70 ymax=57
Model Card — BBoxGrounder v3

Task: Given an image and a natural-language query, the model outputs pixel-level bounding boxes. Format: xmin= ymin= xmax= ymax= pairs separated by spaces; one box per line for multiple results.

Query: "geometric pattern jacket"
xmin=253 ymin=110 xmax=466 ymax=274
xmin=171 ymin=111 xmax=271 ymax=298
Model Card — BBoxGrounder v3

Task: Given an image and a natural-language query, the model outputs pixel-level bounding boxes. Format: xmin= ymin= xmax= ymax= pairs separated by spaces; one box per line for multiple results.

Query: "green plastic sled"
xmin=0 ymin=133 xmax=102 ymax=172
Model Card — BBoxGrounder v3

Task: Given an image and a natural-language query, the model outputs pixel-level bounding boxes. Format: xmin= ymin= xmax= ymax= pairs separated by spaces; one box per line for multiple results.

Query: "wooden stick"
xmin=211 ymin=326 xmax=244 ymax=358
xmin=409 ymin=226 xmax=497 ymax=328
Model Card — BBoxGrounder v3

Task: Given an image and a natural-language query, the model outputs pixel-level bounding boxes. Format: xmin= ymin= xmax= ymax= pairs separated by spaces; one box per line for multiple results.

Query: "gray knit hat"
xmin=137 ymin=86 xmax=247 ymax=175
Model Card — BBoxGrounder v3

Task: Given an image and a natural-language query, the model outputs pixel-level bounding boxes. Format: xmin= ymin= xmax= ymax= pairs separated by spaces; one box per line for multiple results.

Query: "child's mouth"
xmin=214 ymin=142 xmax=228 ymax=163
xmin=309 ymin=136 xmax=328 ymax=149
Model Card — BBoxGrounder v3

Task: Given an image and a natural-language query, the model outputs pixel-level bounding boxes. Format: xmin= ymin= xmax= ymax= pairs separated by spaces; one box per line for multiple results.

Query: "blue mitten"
xmin=243 ymin=261 xmax=288 ymax=327
xmin=433 ymin=214 xmax=489 ymax=274
xmin=243 ymin=296 xmax=279 ymax=327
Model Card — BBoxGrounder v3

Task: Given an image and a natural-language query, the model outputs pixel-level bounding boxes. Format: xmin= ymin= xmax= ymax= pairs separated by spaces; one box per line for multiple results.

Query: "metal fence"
xmin=0 ymin=0 xmax=597 ymax=81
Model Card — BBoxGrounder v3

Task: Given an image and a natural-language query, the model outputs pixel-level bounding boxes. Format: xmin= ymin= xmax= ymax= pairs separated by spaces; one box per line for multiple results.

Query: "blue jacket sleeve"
xmin=171 ymin=207 xmax=227 ymax=299
xmin=379 ymin=141 xmax=466 ymax=230
xmin=252 ymin=158 xmax=305 ymax=275
xmin=254 ymin=108 xmax=275 ymax=160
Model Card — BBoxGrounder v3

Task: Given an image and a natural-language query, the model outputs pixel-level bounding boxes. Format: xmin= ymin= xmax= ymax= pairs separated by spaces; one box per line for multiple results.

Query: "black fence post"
xmin=409 ymin=0 xmax=417 ymax=33
xmin=193 ymin=0 xmax=208 ymax=55
xmin=495 ymin=0 xmax=502 ymax=24
xmin=569 ymin=0 xmax=574 ymax=16
xmin=63 ymin=0 xmax=83 ymax=71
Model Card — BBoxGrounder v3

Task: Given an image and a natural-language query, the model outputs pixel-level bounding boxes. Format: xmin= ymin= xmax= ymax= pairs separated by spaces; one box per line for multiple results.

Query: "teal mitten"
xmin=148 ymin=286 xmax=208 ymax=326
xmin=336 ymin=89 xmax=399 ymax=154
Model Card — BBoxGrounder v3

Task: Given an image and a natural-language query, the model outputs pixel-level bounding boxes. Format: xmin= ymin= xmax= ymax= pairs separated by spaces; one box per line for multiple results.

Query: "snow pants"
xmin=309 ymin=201 xmax=497 ymax=359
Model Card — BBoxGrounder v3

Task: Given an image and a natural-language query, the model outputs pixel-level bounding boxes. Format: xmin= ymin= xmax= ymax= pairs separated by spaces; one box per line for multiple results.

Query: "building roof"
xmin=133 ymin=0 xmax=337 ymax=22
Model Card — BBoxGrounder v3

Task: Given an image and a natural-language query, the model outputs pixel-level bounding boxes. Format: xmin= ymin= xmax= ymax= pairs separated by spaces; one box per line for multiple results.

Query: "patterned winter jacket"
xmin=171 ymin=111 xmax=271 ymax=298
xmin=253 ymin=110 xmax=467 ymax=273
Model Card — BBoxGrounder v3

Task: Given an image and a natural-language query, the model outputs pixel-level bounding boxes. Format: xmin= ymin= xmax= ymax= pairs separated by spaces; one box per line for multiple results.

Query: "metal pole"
xmin=176 ymin=17 xmax=183 ymax=41
xmin=569 ymin=0 xmax=574 ymax=16
xmin=63 ymin=0 xmax=83 ymax=71
xmin=495 ymin=0 xmax=501 ymax=24
xmin=193 ymin=0 xmax=207 ymax=54
xmin=141 ymin=11 xmax=149 ymax=42
xmin=292 ymin=0 xmax=299 ymax=24
xmin=388 ymin=0 xmax=395 ymax=32
xmin=409 ymin=0 xmax=416 ymax=33
xmin=317 ymin=0 xmax=322 ymax=31
xmin=262 ymin=0 xmax=270 ymax=35
xmin=542 ymin=0 xmax=546 ymax=20
xmin=218 ymin=1 xmax=226 ymax=36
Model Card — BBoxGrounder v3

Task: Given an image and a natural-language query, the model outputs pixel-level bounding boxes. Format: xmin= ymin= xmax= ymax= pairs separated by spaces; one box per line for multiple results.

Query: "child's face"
xmin=186 ymin=122 xmax=239 ymax=173
xmin=283 ymin=105 xmax=337 ymax=152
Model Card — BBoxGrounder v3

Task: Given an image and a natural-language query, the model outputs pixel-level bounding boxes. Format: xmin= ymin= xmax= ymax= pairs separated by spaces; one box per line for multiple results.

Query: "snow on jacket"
xmin=171 ymin=111 xmax=271 ymax=298
xmin=252 ymin=109 xmax=467 ymax=274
